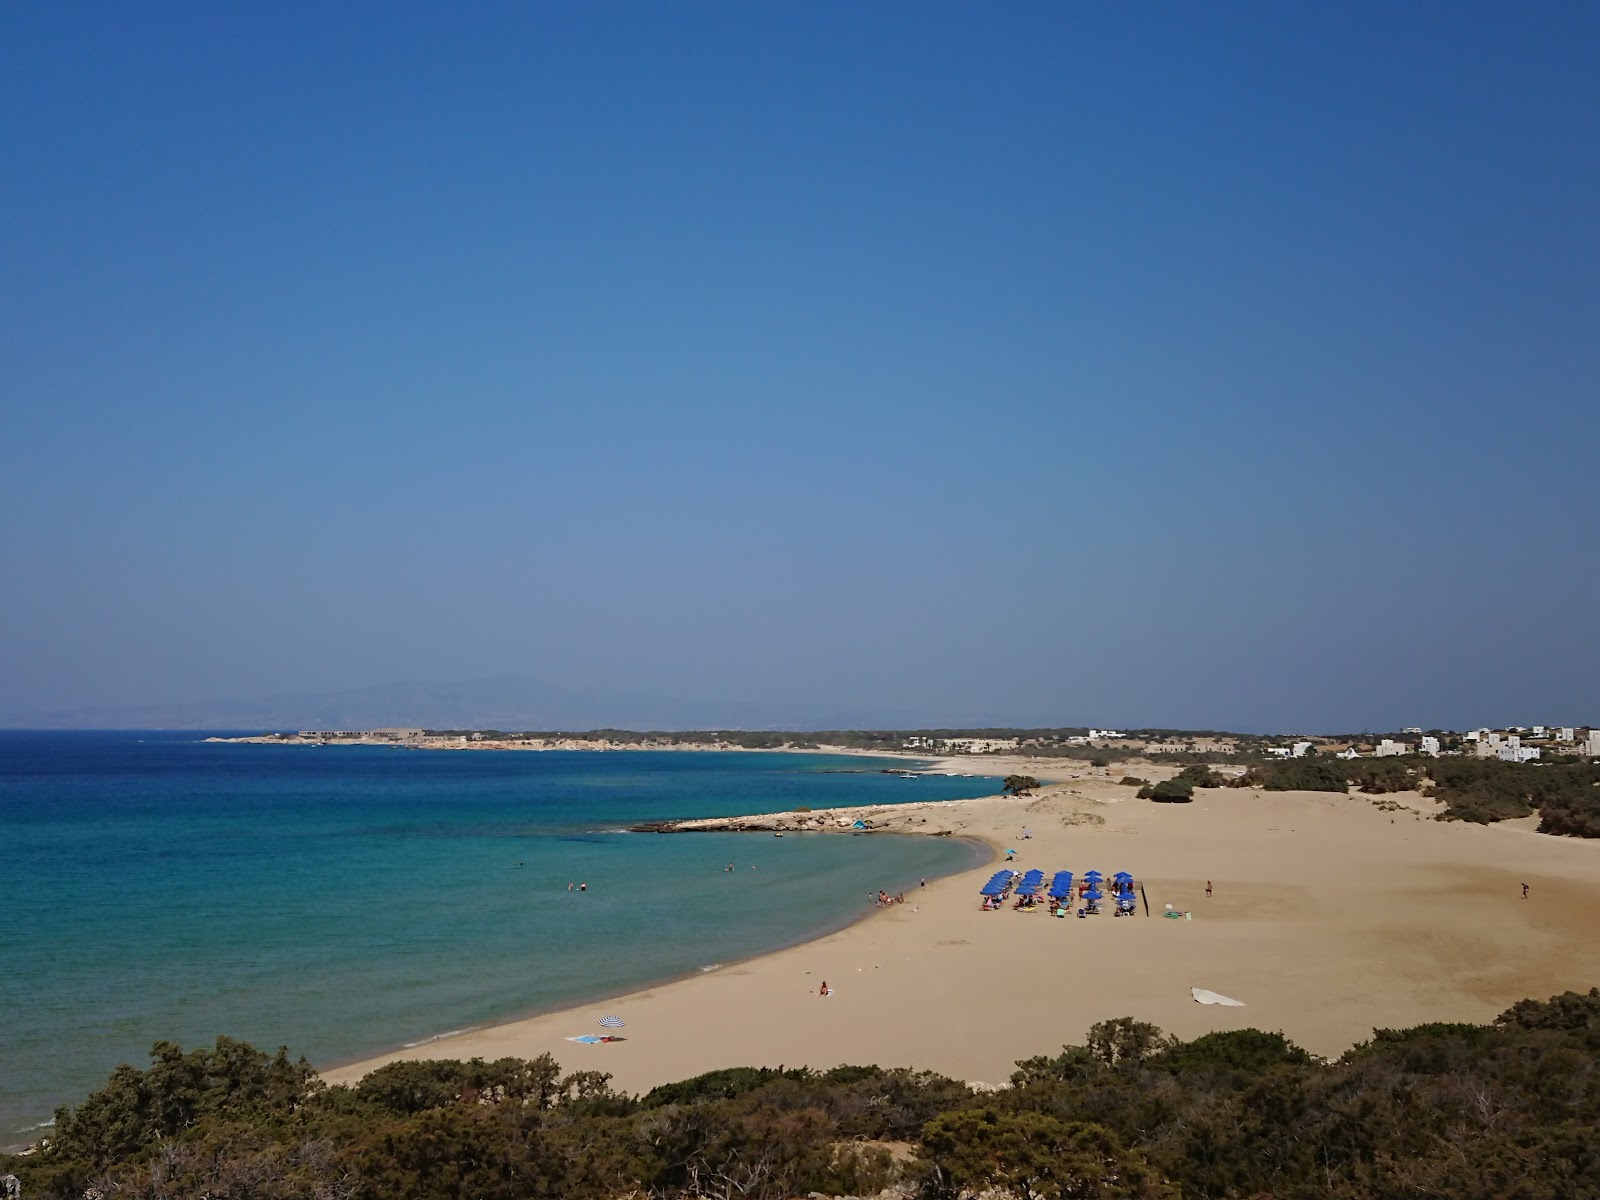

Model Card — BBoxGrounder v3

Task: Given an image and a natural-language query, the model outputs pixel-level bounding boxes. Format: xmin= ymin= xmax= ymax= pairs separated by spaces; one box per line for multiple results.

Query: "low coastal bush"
xmin=1231 ymin=756 xmax=1600 ymax=839
xmin=1117 ymin=775 xmax=1148 ymax=787
xmin=14 ymin=990 xmax=1600 ymax=1200
xmin=1247 ymin=757 xmax=1350 ymax=792
xmin=1426 ymin=757 xmax=1600 ymax=834
xmin=1136 ymin=779 xmax=1194 ymax=802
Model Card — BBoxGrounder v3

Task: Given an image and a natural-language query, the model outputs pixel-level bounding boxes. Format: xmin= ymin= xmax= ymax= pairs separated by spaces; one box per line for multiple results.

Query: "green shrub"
xmin=1138 ymin=779 xmax=1194 ymax=802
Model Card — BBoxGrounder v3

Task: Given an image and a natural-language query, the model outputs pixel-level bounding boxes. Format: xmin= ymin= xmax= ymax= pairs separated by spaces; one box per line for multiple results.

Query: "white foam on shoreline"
xmin=402 ymin=1026 xmax=479 ymax=1048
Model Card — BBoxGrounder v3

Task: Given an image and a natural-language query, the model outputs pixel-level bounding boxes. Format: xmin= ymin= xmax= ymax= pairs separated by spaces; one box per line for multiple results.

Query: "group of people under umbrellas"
xmin=979 ymin=868 xmax=1139 ymax=916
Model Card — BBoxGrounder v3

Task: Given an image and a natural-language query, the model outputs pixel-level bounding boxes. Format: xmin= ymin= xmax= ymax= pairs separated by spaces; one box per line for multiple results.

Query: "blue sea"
xmin=0 ymin=731 xmax=996 ymax=1140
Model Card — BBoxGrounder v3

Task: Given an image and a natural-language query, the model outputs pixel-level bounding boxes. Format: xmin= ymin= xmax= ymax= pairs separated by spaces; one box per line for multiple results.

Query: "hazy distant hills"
xmin=0 ymin=676 xmax=1017 ymax=733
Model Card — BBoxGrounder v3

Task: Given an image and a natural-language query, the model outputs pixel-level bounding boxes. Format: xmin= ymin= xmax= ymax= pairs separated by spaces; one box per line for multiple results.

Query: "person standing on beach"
xmin=819 ymin=981 xmax=830 ymax=997
xmin=1206 ymin=880 xmax=1213 ymax=897
xmin=1523 ymin=882 xmax=1530 ymax=898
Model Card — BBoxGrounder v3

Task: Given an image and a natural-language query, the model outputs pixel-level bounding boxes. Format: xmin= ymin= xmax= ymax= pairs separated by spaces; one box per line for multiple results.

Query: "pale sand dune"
xmin=322 ymin=770 xmax=1600 ymax=1094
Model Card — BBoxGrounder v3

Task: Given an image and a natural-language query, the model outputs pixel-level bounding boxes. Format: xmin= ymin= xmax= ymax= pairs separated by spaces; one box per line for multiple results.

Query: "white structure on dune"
xmin=1088 ymin=729 xmax=1125 ymax=739
xmin=1419 ymin=735 xmax=1441 ymax=756
xmin=1556 ymin=727 xmax=1575 ymax=742
xmin=1585 ymin=730 xmax=1600 ymax=758
xmin=1267 ymin=740 xmax=1315 ymax=758
xmin=1375 ymin=739 xmax=1408 ymax=757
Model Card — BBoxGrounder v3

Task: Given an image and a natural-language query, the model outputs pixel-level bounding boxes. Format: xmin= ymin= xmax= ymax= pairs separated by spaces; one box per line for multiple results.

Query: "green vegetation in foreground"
xmin=9 ymin=989 xmax=1600 ymax=1199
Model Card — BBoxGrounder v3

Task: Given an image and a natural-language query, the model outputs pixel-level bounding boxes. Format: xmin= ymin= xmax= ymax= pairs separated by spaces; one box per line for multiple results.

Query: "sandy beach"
xmin=323 ymin=756 xmax=1600 ymax=1093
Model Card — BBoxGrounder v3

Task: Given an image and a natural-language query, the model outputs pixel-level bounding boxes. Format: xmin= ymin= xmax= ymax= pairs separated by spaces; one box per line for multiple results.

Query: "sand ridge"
xmin=322 ymin=761 xmax=1600 ymax=1094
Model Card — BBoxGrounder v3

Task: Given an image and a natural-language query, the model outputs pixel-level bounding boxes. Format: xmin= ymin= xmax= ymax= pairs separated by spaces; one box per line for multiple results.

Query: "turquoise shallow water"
xmin=0 ymin=731 xmax=995 ymax=1138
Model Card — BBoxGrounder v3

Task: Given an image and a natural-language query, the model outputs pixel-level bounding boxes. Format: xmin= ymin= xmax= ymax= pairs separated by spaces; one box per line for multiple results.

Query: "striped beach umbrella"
xmin=598 ymin=1015 xmax=625 ymax=1029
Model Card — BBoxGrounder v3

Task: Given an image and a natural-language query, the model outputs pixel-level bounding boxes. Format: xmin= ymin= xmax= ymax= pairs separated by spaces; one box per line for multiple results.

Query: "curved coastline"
xmin=293 ymin=746 xmax=1015 ymax=1081
xmin=320 ymin=763 xmax=1600 ymax=1098
xmin=317 ymin=831 xmax=995 ymax=1079
xmin=3 ymin=737 xmax=1010 ymax=1143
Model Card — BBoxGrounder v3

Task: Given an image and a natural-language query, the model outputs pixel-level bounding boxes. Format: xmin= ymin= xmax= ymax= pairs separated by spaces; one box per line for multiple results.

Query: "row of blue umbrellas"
xmin=979 ymin=869 xmax=1017 ymax=897
xmin=984 ymin=868 xmax=1138 ymax=902
xmin=1016 ymin=868 xmax=1047 ymax=896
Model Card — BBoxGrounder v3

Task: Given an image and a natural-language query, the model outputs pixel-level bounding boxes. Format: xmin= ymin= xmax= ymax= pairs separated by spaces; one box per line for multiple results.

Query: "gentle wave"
xmin=402 ymin=1027 xmax=480 ymax=1048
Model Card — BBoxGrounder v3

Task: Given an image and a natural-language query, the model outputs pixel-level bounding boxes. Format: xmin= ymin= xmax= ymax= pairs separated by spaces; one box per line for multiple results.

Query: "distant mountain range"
xmin=0 ymin=676 xmax=1039 ymax=733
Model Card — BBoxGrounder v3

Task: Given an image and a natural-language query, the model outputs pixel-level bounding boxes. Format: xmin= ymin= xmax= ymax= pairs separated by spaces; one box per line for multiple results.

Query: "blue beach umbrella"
xmin=1084 ymin=870 xmax=1104 ymax=881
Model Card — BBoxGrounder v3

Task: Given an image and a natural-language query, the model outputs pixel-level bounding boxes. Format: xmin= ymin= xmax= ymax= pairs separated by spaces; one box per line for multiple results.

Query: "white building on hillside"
xmin=1266 ymin=742 xmax=1314 ymax=758
xmin=1556 ymin=728 xmax=1576 ymax=742
xmin=1260 ymin=742 xmax=1312 ymax=761
xmin=1585 ymin=730 xmax=1600 ymax=758
xmin=1375 ymin=739 xmax=1408 ymax=757
xmin=1498 ymin=744 xmax=1541 ymax=763
xmin=1419 ymin=735 xmax=1441 ymax=756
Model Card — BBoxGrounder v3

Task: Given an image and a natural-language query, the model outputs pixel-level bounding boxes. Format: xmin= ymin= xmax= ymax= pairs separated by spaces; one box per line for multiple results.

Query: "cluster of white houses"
xmin=903 ymin=736 xmax=1023 ymax=754
xmin=1268 ymin=727 xmax=1600 ymax=762
xmin=1459 ymin=727 xmax=1600 ymax=762
xmin=286 ymin=725 xmax=1600 ymax=764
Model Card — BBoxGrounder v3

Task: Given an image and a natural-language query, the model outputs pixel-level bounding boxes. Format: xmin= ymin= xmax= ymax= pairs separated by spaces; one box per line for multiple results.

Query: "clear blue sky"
xmin=2 ymin=2 xmax=1596 ymax=731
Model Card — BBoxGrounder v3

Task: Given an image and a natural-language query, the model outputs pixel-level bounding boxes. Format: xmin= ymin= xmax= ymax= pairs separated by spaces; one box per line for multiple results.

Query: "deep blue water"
xmin=0 ymin=731 xmax=995 ymax=1139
